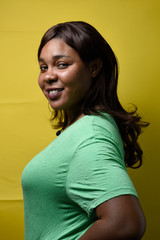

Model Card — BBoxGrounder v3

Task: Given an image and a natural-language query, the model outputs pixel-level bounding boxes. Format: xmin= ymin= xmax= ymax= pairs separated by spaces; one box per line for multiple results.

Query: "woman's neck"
xmin=56 ymin=112 xmax=85 ymax=136
xmin=66 ymin=112 xmax=85 ymax=128
xmin=66 ymin=107 xmax=83 ymax=124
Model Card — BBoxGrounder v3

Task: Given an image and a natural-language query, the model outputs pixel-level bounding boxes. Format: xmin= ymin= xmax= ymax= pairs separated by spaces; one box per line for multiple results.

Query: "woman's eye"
xmin=57 ymin=63 xmax=69 ymax=69
xmin=40 ymin=65 xmax=48 ymax=72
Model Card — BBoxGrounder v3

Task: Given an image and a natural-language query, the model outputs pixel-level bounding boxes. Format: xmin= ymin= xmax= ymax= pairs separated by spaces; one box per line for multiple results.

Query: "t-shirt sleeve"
xmin=66 ymin=118 xmax=138 ymax=217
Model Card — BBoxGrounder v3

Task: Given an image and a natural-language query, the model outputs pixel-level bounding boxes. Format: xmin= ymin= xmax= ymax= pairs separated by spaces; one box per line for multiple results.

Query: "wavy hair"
xmin=38 ymin=21 xmax=149 ymax=168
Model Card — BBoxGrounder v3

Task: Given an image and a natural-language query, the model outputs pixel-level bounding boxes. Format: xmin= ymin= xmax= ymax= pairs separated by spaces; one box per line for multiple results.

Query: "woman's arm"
xmin=79 ymin=195 xmax=146 ymax=240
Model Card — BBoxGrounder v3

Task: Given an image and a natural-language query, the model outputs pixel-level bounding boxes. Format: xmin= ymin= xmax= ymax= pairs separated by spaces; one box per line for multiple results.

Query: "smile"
xmin=47 ymin=88 xmax=64 ymax=99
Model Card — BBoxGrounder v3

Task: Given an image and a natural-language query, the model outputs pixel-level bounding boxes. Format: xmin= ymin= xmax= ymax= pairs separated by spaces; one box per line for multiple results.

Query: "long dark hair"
xmin=38 ymin=21 xmax=149 ymax=168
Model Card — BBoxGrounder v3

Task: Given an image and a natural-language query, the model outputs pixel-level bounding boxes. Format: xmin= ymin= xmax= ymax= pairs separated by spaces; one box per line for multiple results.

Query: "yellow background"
xmin=0 ymin=0 xmax=159 ymax=239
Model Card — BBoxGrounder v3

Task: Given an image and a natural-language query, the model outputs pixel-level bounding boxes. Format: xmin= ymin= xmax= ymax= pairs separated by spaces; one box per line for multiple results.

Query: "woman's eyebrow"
xmin=38 ymin=55 xmax=71 ymax=62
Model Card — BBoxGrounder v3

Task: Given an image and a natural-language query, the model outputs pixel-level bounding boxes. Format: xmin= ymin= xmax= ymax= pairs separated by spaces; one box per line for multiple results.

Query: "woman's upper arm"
xmin=95 ymin=194 xmax=146 ymax=239
xmin=67 ymin=136 xmax=138 ymax=216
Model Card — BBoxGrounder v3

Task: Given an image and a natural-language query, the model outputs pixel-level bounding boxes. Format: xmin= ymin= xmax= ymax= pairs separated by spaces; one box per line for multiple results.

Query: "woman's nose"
xmin=44 ymin=70 xmax=58 ymax=83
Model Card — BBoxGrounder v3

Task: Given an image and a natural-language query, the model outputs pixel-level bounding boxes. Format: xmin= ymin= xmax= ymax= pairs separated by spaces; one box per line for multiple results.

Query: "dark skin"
xmin=79 ymin=195 xmax=146 ymax=240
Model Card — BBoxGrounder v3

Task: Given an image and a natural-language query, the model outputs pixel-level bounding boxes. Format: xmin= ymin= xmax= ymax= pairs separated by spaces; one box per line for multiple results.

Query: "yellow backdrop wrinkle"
xmin=0 ymin=0 xmax=159 ymax=239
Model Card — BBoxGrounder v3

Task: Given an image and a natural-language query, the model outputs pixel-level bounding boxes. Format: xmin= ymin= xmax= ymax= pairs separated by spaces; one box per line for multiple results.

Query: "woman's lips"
xmin=47 ymin=88 xmax=64 ymax=100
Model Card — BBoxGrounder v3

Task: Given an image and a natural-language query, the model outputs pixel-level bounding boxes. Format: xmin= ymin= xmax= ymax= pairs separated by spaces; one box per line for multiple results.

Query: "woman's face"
xmin=38 ymin=38 xmax=92 ymax=115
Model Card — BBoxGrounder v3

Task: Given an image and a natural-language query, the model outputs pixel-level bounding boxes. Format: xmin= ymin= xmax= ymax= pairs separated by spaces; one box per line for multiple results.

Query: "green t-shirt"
xmin=21 ymin=113 xmax=138 ymax=240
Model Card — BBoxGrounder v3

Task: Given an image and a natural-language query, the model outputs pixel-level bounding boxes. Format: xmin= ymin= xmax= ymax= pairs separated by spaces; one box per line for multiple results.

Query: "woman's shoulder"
xmin=72 ymin=112 xmax=121 ymax=142
xmin=90 ymin=113 xmax=122 ymax=144
xmin=91 ymin=112 xmax=118 ymax=129
xmin=59 ymin=112 xmax=124 ymax=159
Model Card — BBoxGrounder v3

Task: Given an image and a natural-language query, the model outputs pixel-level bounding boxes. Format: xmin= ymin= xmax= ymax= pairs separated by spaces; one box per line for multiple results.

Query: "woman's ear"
xmin=89 ymin=58 xmax=103 ymax=78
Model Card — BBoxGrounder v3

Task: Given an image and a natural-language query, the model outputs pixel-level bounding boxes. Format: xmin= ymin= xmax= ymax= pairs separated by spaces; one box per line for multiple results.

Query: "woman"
xmin=22 ymin=21 xmax=148 ymax=240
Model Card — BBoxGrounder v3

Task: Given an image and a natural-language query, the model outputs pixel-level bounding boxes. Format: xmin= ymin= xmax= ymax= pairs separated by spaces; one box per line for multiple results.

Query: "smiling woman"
xmin=21 ymin=21 xmax=148 ymax=240
xmin=38 ymin=38 xmax=94 ymax=118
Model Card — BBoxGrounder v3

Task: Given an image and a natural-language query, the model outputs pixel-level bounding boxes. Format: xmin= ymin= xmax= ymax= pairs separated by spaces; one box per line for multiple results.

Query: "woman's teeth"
xmin=49 ymin=89 xmax=63 ymax=94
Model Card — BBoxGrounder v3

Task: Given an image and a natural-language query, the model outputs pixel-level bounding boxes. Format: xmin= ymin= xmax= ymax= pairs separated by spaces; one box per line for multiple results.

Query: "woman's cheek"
xmin=38 ymin=77 xmax=43 ymax=89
